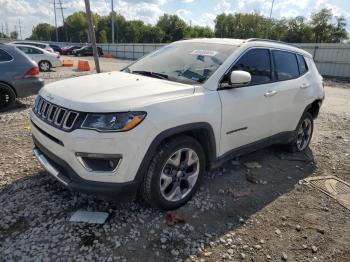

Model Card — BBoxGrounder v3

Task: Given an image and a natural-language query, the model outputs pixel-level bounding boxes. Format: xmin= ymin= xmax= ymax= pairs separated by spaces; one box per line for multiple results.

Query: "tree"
xmin=98 ymin=30 xmax=108 ymax=43
xmin=10 ymin=31 xmax=19 ymax=40
xmin=30 ymin=23 xmax=55 ymax=41
xmin=157 ymin=14 xmax=189 ymax=42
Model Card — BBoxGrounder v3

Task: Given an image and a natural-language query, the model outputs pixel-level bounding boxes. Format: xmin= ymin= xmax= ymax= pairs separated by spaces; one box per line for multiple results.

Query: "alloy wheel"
xmin=0 ymin=86 xmax=12 ymax=108
xmin=296 ymin=118 xmax=312 ymax=151
xmin=160 ymin=148 xmax=200 ymax=202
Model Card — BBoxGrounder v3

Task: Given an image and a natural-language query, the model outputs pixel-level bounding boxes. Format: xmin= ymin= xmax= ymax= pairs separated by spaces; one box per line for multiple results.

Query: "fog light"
xmin=76 ymin=153 xmax=122 ymax=173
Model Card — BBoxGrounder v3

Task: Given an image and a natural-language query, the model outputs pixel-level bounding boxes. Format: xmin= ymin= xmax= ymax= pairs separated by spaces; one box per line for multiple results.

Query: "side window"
xmin=17 ymin=46 xmax=30 ymax=54
xmin=231 ymin=49 xmax=272 ymax=85
xmin=297 ymin=54 xmax=308 ymax=75
xmin=31 ymin=48 xmax=43 ymax=54
xmin=0 ymin=49 xmax=13 ymax=62
xmin=272 ymin=50 xmax=299 ymax=81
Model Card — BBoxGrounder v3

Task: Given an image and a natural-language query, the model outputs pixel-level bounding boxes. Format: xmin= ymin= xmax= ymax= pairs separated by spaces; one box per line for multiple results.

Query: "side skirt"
xmin=211 ymin=131 xmax=296 ymax=169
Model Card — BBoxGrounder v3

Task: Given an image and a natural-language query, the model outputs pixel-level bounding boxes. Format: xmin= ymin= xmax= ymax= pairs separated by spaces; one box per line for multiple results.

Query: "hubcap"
xmin=0 ymin=87 xmax=12 ymax=107
xmin=296 ymin=118 xmax=312 ymax=151
xmin=41 ymin=62 xmax=49 ymax=71
xmin=160 ymin=148 xmax=200 ymax=202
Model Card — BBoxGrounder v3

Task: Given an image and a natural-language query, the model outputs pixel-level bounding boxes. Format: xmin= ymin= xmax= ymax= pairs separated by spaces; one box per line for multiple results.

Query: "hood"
xmin=40 ymin=71 xmax=195 ymax=112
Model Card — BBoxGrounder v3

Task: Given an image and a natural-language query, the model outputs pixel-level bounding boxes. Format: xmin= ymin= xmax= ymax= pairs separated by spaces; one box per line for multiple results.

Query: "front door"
xmin=218 ymin=48 xmax=276 ymax=155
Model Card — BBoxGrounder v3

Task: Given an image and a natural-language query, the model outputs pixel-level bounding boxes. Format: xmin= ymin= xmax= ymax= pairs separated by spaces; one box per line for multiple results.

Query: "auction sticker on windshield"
xmin=190 ymin=50 xmax=218 ymax=56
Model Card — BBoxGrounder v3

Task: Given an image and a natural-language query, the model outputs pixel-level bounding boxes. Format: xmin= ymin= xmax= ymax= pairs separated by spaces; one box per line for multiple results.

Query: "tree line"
xmin=14 ymin=8 xmax=349 ymax=44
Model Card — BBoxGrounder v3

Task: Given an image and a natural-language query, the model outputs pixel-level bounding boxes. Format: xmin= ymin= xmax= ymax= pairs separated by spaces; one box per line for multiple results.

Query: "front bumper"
xmin=33 ymin=137 xmax=140 ymax=201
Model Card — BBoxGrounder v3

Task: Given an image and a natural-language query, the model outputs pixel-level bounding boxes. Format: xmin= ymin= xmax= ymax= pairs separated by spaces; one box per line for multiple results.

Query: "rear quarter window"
xmin=272 ymin=50 xmax=300 ymax=81
xmin=297 ymin=54 xmax=308 ymax=75
xmin=0 ymin=49 xmax=13 ymax=62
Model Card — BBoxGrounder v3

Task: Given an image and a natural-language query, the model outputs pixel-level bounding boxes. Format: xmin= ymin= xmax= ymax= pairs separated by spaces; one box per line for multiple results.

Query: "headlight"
xmin=81 ymin=112 xmax=146 ymax=132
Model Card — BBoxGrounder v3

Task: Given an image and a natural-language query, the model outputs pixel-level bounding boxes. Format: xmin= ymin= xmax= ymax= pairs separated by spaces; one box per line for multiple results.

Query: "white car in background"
xmin=15 ymin=44 xmax=62 ymax=72
xmin=10 ymin=41 xmax=54 ymax=53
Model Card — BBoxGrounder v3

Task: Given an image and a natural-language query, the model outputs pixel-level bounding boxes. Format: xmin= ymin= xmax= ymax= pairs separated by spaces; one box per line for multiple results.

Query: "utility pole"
xmin=267 ymin=0 xmax=275 ymax=39
xmin=111 ymin=0 xmax=115 ymax=43
xmin=84 ymin=0 xmax=101 ymax=73
xmin=54 ymin=0 xmax=59 ymax=41
xmin=18 ymin=19 xmax=22 ymax=40
xmin=5 ymin=22 xmax=9 ymax=36
xmin=58 ymin=0 xmax=68 ymax=42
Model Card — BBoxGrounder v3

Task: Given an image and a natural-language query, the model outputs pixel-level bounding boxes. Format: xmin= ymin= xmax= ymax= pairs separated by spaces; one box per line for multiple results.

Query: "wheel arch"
xmin=134 ymin=122 xmax=217 ymax=182
xmin=306 ymin=99 xmax=323 ymax=119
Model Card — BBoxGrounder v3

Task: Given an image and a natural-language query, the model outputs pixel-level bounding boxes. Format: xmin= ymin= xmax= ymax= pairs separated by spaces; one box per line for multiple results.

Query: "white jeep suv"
xmin=31 ymin=38 xmax=325 ymax=210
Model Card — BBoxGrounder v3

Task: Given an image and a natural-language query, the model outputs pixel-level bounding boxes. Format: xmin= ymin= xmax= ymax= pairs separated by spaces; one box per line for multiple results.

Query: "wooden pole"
xmin=84 ymin=0 xmax=101 ymax=73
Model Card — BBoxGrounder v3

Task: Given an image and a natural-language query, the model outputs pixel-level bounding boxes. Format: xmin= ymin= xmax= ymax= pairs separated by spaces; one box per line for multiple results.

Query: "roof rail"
xmin=245 ymin=38 xmax=299 ymax=48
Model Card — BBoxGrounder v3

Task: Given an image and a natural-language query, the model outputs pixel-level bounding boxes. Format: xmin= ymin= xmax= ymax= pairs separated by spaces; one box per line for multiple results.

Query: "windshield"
xmin=125 ymin=42 xmax=236 ymax=84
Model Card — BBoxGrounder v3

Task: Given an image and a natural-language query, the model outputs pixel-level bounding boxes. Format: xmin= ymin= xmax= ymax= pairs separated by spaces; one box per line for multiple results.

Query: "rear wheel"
xmin=287 ymin=112 xmax=314 ymax=152
xmin=0 ymin=83 xmax=16 ymax=112
xmin=38 ymin=60 xmax=51 ymax=72
xmin=141 ymin=135 xmax=205 ymax=210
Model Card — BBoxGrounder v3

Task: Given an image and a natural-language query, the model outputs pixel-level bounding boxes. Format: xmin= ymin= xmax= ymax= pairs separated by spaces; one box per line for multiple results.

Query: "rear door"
xmin=269 ymin=50 xmax=305 ymax=133
xmin=218 ymin=48 xmax=277 ymax=154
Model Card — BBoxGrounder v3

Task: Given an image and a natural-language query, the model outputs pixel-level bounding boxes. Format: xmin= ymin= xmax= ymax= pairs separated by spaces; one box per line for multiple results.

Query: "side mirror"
xmin=229 ymin=70 xmax=251 ymax=87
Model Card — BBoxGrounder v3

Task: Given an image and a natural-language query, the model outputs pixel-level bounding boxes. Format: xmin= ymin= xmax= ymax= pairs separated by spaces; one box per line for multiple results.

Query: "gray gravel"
xmin=1 ymin=68 xmax=349 ymax=261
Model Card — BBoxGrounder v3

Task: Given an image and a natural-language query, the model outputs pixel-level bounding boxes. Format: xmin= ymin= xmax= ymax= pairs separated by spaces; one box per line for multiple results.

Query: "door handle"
xmin=264 ymin=90 xmax=277 ymax=97
xmin=300 ymin=83 xmax=310 ymax=89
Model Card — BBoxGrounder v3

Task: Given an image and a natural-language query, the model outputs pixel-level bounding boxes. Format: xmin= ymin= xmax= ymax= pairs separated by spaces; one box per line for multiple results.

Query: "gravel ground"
xmin=0 ymin=66 xmax=349 ymax=261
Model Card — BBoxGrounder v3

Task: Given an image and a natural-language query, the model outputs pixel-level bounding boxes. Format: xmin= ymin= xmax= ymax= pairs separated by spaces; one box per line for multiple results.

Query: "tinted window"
xmin=272 ymin=50 xmax=299 ymax=81
xmin=231 ymin=49 xmax=272 ymax=85
xmin=17 ymin=46 xmax=43 ymax=54
xmin=0 ymin=49 xmax=13 ymax=62
xmin=297 ymin=54 xmax=308 ymax=75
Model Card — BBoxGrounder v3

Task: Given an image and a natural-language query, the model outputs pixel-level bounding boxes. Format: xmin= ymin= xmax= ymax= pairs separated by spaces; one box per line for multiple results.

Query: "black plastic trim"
xmin=134 ymin=122 xmax=217 ymax=181
xmin=33 ymin=137 xmax=139 ymax=201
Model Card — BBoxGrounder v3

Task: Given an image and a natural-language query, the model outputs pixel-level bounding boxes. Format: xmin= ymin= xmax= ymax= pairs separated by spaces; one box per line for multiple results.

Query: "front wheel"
xmin=141 ymin=135 xmax=206 ymax=210
xmin=287 ymin=112 xmax=314 ymax=152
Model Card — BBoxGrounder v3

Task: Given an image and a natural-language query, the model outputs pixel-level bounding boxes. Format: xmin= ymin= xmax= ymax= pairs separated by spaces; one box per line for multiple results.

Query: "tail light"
xmin=57 ymin=53 xmax=60 ymax=59
xmin=322 ymin=81 xmax=325 ymax=88
xmin=25 ymin=67 xmax=40 ymax=78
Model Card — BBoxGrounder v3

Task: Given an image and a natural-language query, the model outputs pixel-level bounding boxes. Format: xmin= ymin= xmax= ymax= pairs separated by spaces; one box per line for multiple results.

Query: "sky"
xmin=0 ymin=0 xmax=349 ymax=39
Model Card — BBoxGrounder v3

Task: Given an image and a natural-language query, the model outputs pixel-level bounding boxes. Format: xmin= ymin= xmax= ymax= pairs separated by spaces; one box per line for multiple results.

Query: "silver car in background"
xmin=15 ymin=44 xmax=62 ymax=72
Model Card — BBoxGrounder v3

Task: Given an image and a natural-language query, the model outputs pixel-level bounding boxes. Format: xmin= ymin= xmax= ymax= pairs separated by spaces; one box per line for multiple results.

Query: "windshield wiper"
xmin=131 ymin=70 xmax=168 ymax=80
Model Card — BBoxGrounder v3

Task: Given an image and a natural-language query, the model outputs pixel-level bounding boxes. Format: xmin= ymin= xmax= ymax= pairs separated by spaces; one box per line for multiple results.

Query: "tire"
xmin=38 ymin=60 xmax=51 ymax=72
xmin=141 ymin=135 xmax=206 ymax=210
xmin=287 ymin=112 xmax=314 ymax=152
xmin=0 ymin=83 xmax=16 ymax=112
xmin=77 ymin=52 xmax=82 ymax=57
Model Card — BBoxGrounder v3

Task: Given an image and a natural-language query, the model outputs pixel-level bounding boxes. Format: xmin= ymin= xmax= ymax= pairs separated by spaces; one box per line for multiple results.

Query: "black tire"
xmin=287 ymin=112 xmax=314 ymax=152
xmin=141 ymin=135 xmax=206 ymax=210
xmin=38 ymin=60 xmax=51 ymax=72
xmin=0 ymin=83 xmax=16 ymax=112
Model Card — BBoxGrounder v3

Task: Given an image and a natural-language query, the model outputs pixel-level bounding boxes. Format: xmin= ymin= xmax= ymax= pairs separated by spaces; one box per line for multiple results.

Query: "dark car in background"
xmin=0 ymin=44 xmax=44 ymax=112
xmin=73 ymin=46 xmax=103 ymax=57
xmin=61 ymin=45 xmax=81 ymax=55
xmin=49 ymin=44 xmax=62 ymax=54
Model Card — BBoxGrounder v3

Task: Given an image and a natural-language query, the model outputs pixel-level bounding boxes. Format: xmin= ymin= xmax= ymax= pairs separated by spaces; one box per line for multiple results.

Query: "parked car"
xmin=30 ymin=38 xmax=325 ymax=210
xmin=49 ymin=44 xmax=62 ymax=54
xmin=15 ymin=44 xmax=62 ymax=72
xmin=73 ymin=45 xmax=103 ymax=56
xmin=10 ymin=41 xmax=54 ymax=53
xmin=61 ymin=45 xmax=81 ymax=55
xmin=0 ymin=43 xmax=44 ymax=112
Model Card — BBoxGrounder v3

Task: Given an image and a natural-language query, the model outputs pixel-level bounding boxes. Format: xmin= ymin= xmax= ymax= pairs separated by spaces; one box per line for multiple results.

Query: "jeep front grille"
xmin=33 ymin=96 xmax=80 ymax=131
